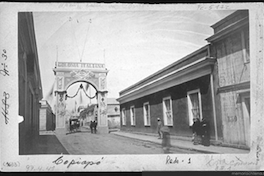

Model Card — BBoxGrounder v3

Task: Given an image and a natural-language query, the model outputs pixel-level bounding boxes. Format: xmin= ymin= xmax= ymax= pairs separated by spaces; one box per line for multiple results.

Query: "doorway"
xmin=241 ymin=93 xmax=250 ymax=147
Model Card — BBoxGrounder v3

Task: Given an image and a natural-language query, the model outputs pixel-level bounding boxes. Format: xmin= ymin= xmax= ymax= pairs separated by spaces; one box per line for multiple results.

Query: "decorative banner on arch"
xmin=56 ymin=62 xmax=105 ymax=69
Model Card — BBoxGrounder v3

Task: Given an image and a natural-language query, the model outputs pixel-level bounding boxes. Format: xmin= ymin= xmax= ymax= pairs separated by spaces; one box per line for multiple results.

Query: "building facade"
xmin=207 ymin=10 xmax=250 ymax=148
xmin=80 ymin=104 xmax=98 ymax=127
xmin=107 ymin=98 xmax=120 ymax=129
xmin=39 ymin=100 xmax=55 ymax=131
xmin=79 ymin=98 xmax=120 ymax=129
xmin=118 ymin=10 xmax=250 ymax=149
xmin=18 ymin=12 xmax=43 ymax=154
xmin=118 ymin=45 xmax=218 ymax=140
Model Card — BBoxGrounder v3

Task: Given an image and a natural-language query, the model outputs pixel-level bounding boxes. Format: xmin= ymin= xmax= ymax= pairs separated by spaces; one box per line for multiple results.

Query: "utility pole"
xmin=56 ymin=45 xmax=58 ymax=67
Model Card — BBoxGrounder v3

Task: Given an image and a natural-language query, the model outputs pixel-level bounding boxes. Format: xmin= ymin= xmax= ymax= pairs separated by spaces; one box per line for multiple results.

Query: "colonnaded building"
xmin=118 ymin=10 xmax=250 ymax=149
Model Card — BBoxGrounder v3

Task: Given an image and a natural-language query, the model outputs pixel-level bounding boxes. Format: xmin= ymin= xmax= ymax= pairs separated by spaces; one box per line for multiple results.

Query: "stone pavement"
xmin=111 ymin=131 xmax=249 ymax=154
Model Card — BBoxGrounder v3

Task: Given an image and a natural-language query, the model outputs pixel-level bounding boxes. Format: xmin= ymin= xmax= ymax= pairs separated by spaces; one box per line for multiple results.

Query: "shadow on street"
xmin=23 ymin=134 xmax=69 ymax=155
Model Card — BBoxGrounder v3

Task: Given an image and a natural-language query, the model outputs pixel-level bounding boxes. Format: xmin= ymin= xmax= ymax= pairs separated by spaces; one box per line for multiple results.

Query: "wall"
xmin=211 ymin=25 xmax=250 ymax=147
xmin=107 ymin=104 xmax=120 ymax=117
xmin=18 ymin=12 xmax=43 ymax=154
xmin=211 ymin=59 xmax=224 ymax=140
xmin=107 ymin=103 xmax=120 ymax=129
xmin=46 ymin=108 xmax=55 ymax=131
xmin=39 ymin=108 xmax=46 ymax=131
xmin=215 ymin=28 xmax=250 ymax=87
xmin=108 ymin=117 xmax=120 ymax=129
xmin=120 ymin=75 xmax=215 ymax=139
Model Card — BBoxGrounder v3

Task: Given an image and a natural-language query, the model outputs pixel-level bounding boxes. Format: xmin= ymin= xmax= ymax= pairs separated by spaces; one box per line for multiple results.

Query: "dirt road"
xmin=55 ymin=128 xmax=198 ymax=155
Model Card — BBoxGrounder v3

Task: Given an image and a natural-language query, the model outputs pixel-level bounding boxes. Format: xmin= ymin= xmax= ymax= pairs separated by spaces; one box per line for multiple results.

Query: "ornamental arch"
xmin=65 ymin=79 xmax=99 ymax=92
xmin=53 ymin=62 xmax=108 ymax=133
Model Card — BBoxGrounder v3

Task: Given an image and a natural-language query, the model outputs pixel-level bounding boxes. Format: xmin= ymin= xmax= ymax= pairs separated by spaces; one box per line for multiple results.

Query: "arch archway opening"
xmin=66 ymin=80 xmax=98 ymax=93
xmin=65 ymin=81 xmax=98 ymax=111
xmin=66 ymin=82 xmax=98 ymax=100
xmin=62 ymin=81 xmax=99 ymax=132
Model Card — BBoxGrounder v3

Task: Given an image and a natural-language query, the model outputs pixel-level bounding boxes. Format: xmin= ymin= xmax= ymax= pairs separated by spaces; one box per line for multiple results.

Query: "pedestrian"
xmin=69 ymin=119 xmax=73 ymax=133
xmin=157 ymin=118 xmax=163 ymax=139
xmin=201 ymin=118 xmax=210 ymax=146
xmin=70 ymin=119 xmax=75 ymax=133
xmin=94 ymin=120 xmax=98 ymax=134
xmin=160 ymin=126 xmax=171 ymax=153
xmin=76 ymin=119 xmax=80 ymax=132
xmin=90 ymin=120 xmax=94 ymax=134
xmin=191 ymin=117 xmax=202 ymax=145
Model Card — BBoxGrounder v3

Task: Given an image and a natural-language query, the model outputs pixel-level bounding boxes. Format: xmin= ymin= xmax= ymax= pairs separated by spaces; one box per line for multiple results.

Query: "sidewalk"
xmin=24 ymin=131 xmax=69 ymax=155
xmin=111 ymin=131 xmax=249 ymax=154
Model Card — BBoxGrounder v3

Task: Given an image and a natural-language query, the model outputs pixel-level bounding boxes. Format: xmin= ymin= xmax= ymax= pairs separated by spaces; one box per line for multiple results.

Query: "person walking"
xmin=191 ymin=118 xmax=202 ymax=145
xmin=201 ymin=118 xmax=210 ymax=146
xmin=94 ymin=120 xmax=98 ymax=134
xmin=157 ymin=118 xmax=163 ymax=139
xmin=90 ymin=120 xmax=94 ymax=134
xmin=160 ymin=126 xmax=171 ymax=153
xmin=69 ymin=119 xmax=73 ymax=133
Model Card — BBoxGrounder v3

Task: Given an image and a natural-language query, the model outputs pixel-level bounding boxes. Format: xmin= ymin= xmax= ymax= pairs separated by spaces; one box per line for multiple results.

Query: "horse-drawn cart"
xmin=69 ymin=118 xmax=80 ymax=133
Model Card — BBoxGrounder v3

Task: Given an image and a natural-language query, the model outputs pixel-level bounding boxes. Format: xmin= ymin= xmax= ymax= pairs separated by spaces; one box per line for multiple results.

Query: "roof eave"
xmin=206 ymin=17 xmax=249 ymax=43
xmin=118 ymin=57 xmax=215 ymax=104
xmin=119 ymin=45 xmax=209 ymax=96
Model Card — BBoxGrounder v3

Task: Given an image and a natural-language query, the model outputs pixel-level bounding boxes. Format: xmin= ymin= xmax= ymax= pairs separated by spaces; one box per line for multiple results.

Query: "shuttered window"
xmin=187 ymin=89 xmax=203 ymax=126
xmin=163 ymin=97 xmax=173 ymax=126
xmin=143 ymin=102 xmax=151 ymax=126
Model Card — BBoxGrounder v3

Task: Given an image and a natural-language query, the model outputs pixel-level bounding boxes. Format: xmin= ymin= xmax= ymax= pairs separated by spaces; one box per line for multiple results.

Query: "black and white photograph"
xmin=1 ymin=2 xmax=264 ymax=172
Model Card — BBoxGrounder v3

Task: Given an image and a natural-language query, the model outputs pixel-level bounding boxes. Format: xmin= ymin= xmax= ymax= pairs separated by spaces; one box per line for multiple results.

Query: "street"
xmin=55 ymin=127 xmax=199 ymax=155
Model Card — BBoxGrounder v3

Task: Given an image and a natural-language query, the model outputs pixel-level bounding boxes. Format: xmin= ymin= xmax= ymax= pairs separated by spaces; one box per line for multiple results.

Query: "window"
xmin=143 ymin=102 xmax=151 ymax=126
xmin=130 ymin=106 xmax=135 ymax=126
xmin=187 ymin=89 xmax=203 ymax=126
xmin=121 ymin=108 xmax=126 ymax=125
xmin=163 ymin=97 xmax=173 ymax=126
xmin=241 ymin=29 xmax=250 ymax=63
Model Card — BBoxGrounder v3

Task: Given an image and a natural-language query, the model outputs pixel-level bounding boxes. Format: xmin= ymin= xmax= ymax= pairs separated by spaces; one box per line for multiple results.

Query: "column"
xmin=97 ymin=75 xmax=108 ymax=133
xmin=55 ymin=91 xmax=66 ymax=128
xmin=55 ymin=74 xmax=66 ymax=129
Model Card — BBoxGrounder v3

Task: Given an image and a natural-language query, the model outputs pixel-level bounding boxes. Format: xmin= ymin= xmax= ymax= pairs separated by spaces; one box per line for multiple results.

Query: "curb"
xmin=112 ymin=132 xmax=217 ymax=154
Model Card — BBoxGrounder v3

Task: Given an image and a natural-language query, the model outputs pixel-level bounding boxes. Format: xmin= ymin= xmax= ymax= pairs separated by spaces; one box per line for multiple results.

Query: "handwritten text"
xmin=3 ymin=161 xmax=20 ymax=167
xmin=166 ymin=155 xmax=191 ymax=165
xmin=206 ymin=156 xmax=257 ymax=170
xmin=52 ymin=156 xmax=104 ymax=169
xmin=2 ymin=91 xmax=10 ymax=124
xmin=26 ymin=165 xmax=55 ymax=172
xmin=197 ymin=4 xmax=230 ymax=11
xmin=256 ymin=136 xmax=263 ymax=164
xmin=1 ymin=49 xmax=9 ymax=76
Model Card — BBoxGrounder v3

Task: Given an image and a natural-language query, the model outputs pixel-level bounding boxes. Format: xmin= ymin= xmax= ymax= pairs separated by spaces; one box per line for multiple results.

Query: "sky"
xmin=33 ymin=9 xmax=235 ymax=111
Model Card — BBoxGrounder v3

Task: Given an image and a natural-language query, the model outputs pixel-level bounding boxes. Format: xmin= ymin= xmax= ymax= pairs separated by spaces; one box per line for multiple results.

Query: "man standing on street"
xmin=157 ymin=118 xmax=163 ymax=139
xmin=94 ymin=120 xmax=98 ymax=134
xmin=161 ymin=125 xmax=171 ymax=153
xmin=90 ymin=120 xmax=94 ymax=134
